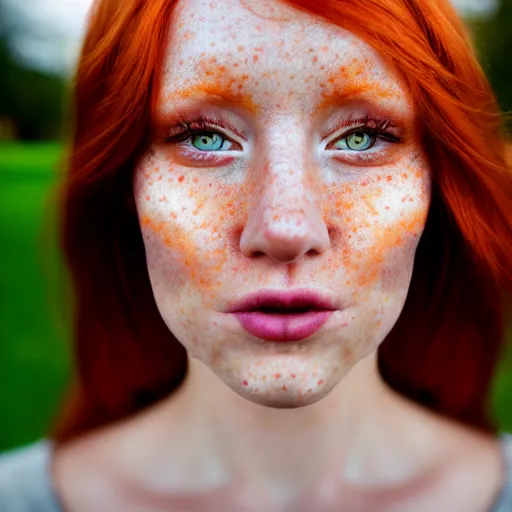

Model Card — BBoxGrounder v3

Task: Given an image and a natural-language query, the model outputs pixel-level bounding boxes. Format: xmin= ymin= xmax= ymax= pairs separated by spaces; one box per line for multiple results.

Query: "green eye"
xmin=192 ymin=133 xmax=224 ymax=151
xmin=335 ymin=131 xmax=375 ymax=151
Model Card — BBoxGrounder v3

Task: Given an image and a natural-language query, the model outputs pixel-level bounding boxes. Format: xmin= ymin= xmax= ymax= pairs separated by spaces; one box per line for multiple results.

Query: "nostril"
xmin=250 ymin=250 xmax=266 ymax=259
xmin=306 ymin=248 xmax=322 ymax=257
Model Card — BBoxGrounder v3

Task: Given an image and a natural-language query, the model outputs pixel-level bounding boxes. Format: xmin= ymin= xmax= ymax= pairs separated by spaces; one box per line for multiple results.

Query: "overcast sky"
xmin=3 ymin=0 xmax=499 ymax=75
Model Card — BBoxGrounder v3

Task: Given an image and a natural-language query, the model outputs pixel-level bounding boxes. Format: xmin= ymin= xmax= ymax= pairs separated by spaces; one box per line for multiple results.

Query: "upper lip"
xmin=227 ymin=289 xmax=338 ymax=313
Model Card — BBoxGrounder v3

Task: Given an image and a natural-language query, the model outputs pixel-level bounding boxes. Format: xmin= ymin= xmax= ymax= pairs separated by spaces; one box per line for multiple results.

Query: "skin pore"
xmin=52 ymin=0 xmax=505 ymax=510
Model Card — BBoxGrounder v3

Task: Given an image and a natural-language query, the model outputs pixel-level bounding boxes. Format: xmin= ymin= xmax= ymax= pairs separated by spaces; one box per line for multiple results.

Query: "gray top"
xmin=0 ymin=435 xmax=511 ymax=511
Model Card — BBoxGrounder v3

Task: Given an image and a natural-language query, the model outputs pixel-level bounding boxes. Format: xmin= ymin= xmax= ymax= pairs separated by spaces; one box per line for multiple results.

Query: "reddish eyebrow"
xmin=155 ymin=65 xmax=412 ymax=134
xmin=154 ymin=92 xmax=254 ymax=139
xmin=160 ymin=76 xmax=258 ymax=113
xmin=317 ymin=82 xmax=405 ymax=111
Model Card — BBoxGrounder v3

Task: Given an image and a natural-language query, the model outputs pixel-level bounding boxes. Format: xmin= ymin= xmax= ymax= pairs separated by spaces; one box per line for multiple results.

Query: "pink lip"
xmin=228 ymin=289 xmax=338 ymax=342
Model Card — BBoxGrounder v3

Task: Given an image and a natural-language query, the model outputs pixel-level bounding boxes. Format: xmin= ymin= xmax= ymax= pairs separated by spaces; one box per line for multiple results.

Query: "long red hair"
xmin=53 ymin=0 xmax=512 ymax=441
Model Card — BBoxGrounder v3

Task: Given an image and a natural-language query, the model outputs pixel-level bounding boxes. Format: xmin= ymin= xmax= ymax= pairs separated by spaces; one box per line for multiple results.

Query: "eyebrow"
xmin=156 ymin=70 xmax=412 ymax=132
xmin=160 ymin=82 xmax=258 ymax=114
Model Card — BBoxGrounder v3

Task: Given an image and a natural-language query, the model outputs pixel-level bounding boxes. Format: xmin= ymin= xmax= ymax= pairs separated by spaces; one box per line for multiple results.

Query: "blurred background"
xmin=0 ymin=0 xmax=511 ymax=452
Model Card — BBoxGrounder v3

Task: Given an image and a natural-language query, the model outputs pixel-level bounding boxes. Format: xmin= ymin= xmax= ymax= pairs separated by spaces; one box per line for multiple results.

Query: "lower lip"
xmin=233 ymin=310 xmax=334 ymax=342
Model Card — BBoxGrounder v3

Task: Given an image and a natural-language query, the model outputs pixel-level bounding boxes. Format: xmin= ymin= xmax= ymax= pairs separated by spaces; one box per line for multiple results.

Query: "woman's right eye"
xmin=190 ymin=132 xmax=234 ymax=151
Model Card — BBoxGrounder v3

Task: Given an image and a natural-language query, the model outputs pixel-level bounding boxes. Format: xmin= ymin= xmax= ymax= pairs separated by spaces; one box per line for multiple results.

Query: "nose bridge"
xmin=253 ymin=114 xmax=317 ymax=223
xmin=239 ymin=122 xmax=330 ymax=264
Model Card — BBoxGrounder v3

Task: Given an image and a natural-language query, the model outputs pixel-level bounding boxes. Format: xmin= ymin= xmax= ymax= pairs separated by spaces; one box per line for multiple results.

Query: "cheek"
xmin=133 ymin=156 xmax=250 ymax=300
xmin=323 ymin=162 xmax=431 ymax=297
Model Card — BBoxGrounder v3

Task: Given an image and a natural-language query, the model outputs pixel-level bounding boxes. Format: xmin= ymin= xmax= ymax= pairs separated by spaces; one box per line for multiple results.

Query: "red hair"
xmin=53 ymin=0 xmax=512 ymax=441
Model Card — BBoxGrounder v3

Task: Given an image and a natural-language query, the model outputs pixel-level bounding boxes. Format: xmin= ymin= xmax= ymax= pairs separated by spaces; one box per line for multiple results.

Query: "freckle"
xmin=234 ymin=62 xmax=239 ymax=67
xmin=282 ymin=385 xmax=288 ymax=391
xmin=312 ymin=372 xmax=318 ymax=378
xmin=308 ymin=389 xmax=313 ymax=394
xmin=210 ymin=42 xmax=215 ymax=47
xmin=242 ymin=380 xmax=248 ymax=386
xmin=178 ymin=176 xmax=185 ymax=183
xmin=237 ymin=45 xmax=244 ymax=52
xmin=262 ymin=375 xmax=267 ymax=381
xmin=275 ymin=373 xmax=281 ymax=379
xmin=386 ymin=175 xmax=392 ymax=181
xmin=320 ymin=65 xmax=325 ymax=70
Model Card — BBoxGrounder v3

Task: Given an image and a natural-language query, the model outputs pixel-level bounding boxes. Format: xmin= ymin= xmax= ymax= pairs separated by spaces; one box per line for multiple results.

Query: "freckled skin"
xmin=133 ymin=0 xmax=431 ymax=409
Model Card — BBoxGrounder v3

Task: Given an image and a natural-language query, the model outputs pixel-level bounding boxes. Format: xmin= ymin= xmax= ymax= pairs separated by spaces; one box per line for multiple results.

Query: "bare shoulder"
xmin=51 ymin=405 xmax=195 ymax=512
xmin=52 ymin=422 xmax=144 ymax=512
xmin=372 ymin=394 xmax=507 ymax=512
xmin=422 ymin=418 xmax=506 ymax=512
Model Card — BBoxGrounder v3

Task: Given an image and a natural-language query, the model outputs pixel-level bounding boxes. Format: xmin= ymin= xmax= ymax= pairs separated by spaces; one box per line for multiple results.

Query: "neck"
xmin=162 ymin=352 xmax=419 ymax=501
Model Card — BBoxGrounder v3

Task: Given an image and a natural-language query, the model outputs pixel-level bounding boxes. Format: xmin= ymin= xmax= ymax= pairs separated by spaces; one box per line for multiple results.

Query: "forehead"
xmin=158 ymin=0 xmax=411 ymax=118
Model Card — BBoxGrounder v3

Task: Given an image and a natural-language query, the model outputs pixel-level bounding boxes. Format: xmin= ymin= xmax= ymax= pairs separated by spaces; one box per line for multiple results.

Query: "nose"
xmin=239 ymin=164 xmax=331 ymax=264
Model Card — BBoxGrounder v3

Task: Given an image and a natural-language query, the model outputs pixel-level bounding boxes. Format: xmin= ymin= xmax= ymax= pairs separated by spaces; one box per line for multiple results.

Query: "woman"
xmin=1 ymin=0 xmax=511 ymax=510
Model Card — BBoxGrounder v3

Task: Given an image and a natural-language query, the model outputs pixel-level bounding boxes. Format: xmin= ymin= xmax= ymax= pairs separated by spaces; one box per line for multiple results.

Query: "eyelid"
xmin=325 ymin=116 xmax=400 ymax=143
xmin=165 ymin=115 xmax=247 ymax=144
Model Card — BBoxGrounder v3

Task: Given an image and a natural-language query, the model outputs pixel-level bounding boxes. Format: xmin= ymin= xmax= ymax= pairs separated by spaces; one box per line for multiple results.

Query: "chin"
xmin=227 ymin=380 xmax=336 ymax=409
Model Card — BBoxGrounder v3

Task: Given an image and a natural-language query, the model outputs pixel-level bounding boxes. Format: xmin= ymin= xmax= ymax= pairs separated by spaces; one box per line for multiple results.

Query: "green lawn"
xmin=0 ymin=143 xmax=510 ymax=452
xmin=0 ymin=143 xmax=71 ymax=451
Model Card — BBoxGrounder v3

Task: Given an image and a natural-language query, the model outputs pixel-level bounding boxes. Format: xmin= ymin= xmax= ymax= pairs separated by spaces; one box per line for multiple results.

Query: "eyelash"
xmin=327 ymin=116 xmax=402 ymax=147
xmin=163 ymin=115 xmax=402 ymax=163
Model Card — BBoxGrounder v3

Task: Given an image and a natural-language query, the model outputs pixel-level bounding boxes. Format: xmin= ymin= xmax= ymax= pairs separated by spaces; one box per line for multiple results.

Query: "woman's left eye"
xmin=191 ymin=132 xmax=233 ymax=151
xmin=333 ymin=131 xmax=376 ymax=151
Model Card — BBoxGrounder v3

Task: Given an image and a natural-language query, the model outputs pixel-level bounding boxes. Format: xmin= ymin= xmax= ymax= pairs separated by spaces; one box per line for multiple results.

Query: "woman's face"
xmin=133 ymin=0 xmax=431 ymax=407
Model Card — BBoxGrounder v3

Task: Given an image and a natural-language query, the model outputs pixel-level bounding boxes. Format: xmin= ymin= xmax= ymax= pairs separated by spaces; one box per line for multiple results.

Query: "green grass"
xmin=0 ymin=143 xmax=71 ymax=451
xmin=0 ymin=143 xmax=510 ymax=452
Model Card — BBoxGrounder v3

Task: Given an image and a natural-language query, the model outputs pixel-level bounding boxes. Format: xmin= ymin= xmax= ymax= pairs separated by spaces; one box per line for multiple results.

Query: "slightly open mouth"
xmin=256 ymin=307 xmax=318 ymax=314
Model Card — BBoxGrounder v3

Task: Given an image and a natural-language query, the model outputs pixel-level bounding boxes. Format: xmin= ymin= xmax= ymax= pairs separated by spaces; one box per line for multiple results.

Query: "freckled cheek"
xmin=134 ymin=169 xmax=250 ymax=298
xmin=321 ymin=175 xmax=430 ymax=294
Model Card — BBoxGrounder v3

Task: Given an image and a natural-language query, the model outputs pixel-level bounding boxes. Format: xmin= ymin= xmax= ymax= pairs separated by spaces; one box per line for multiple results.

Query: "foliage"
xmin=470 ymin=0 xmax=512 ymax=130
